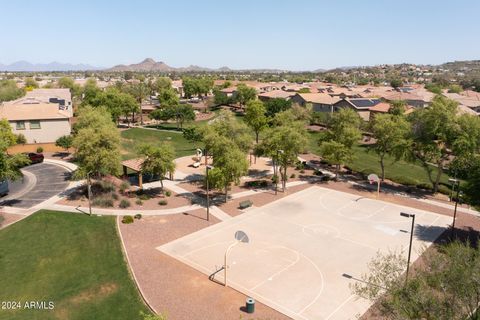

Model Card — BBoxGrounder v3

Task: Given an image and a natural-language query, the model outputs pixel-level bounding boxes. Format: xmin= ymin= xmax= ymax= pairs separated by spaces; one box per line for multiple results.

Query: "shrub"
xmin=121 ymin=215 xmax=134 ymax=224
xmin=134 ymin=214 xmax=142 ymax=220
xmin=290 ymin=173 xmax=296 ymax=179
xmin=135 ymin=199 xmax=143 ymax=205
xmin=92 ymin=196 xmax=114 ymax=208
xmin=164 ymin=190 xmax=171 ymax=197
xmin=300 ymin=169 xmax=305 ymax=174
xmin=119 ymin=199 xmax=131 ymax=208
xmin=158 ymin=200 xmax=168 ymax=206
xmin=16 ymin=134 xmax=27 ymax=145
xmin=111 ymin=193 xmax=119 ymax=200
xmin=139 ymin=194 xmax=150 ymax=201
xmin=119 ymin=181 xmax=131 ymax=194
xmin=271 ymin=174 xmax=279 ymax=184
xmin=36 ymin=146 xmax=44 ymax=153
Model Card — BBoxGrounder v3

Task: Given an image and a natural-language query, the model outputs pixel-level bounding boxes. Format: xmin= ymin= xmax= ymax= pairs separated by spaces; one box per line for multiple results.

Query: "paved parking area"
xmin=158 ymin=186 xmax=451 ymax=320
xmin=0 ymin=163 xmax=70 ymax=208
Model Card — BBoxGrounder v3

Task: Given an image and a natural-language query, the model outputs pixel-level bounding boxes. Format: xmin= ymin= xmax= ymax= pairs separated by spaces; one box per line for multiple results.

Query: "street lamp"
xmin=205 ymin=165 xmax=214 ymax=221
xmin=86 ymin=171 xmax=93 ymax=216
xmin=400 ymin=212 xmax=415 ymax=282
xmin=275 ymin=150 xmax=284 ymax=195
xmin=224 ymin=230 xmax=249 ymax=287
xmin=449 ymin=178 xmax=461 ymax=233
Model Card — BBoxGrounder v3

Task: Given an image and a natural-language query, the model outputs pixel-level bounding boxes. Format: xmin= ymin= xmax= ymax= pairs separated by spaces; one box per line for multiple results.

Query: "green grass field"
xmin=307 ymin=131 xmax=452 ymax=190
xmin=121 ymin=127 xmax=198 ymax=160
xmin=0 ymin=210 xmax=151 ymax=320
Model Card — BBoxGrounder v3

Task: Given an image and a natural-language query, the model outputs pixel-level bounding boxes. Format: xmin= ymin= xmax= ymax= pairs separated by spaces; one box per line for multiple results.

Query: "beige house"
xmin=0 ymin=102 xmax=71 ymax=143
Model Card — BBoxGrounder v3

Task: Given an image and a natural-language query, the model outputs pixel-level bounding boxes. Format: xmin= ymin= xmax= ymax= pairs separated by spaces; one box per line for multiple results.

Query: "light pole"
xmin=205 ymin=165 xmax=213 ymax=221
xmin=449 ymin=178 xmax=461 ymax=233
xmin=275 ymin=150 xmax=284 ymax=195
xmin=224 ymin=230 xmax=249 ymax=287
xmin=86 ymin=171 xmax=92 ymax=216
xmin=400 ymin=212 xmax=415 ymax=282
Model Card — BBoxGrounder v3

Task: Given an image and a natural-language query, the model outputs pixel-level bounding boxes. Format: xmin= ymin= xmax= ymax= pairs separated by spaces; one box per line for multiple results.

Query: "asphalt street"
xmin=0 ymin=163 xmax=70 ymax=208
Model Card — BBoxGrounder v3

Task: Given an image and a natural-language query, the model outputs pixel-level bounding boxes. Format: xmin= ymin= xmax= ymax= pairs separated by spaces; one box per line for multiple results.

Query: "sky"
xmin=0 ymin=0 xmax=479 ymax=70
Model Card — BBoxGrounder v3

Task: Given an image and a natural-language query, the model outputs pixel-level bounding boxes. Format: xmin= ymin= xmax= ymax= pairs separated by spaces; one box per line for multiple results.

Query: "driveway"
xmin=0 ymin=163 xmax=71 ymax=208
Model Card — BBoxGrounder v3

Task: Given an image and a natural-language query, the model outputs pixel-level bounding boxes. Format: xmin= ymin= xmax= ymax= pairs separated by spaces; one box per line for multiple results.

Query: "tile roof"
xmin=297 ymin=93 xmax=340 ymax=105
xmin=258 ymin=90 xmax=296 ymax=99
xmin=0 ymin=103 xmax=70 ymax=121
xmin=368 ymin=102 xmax=391 ymax=113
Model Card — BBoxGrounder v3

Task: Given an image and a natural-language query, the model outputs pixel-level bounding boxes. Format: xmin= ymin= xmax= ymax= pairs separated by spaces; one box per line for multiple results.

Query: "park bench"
xmin=239 ymin=200 xmax=253 ymax=209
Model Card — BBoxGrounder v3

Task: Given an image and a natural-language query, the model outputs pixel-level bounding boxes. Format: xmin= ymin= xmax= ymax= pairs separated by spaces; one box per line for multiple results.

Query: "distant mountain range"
xmin=106 ymin=58 xmax=290 ymax=73
xmin=0 ymin=60 xmax=102 ymax=71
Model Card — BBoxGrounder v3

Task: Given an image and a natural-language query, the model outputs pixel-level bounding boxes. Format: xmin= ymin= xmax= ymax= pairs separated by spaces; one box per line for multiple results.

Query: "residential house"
xmin=291 ymin=93 xmax=339 ymax=112
xmin=334 ymin=98 xmax=383 ymax=121
xmin=0 ymin=101 xmax=71 ymax=143
xmin=258 ymin=90 xmax=296 ymax=102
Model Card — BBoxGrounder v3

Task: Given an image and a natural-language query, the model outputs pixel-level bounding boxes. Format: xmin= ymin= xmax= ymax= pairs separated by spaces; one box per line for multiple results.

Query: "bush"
xmin=134 ymin=214 xmax=142 ymax=220
xmin=245 ymin=180 xmax=269 ymax=188
xmin=119 ymin=181 xmax=131 ymax=194
xmin=16 ymin=134 xmax=27 ymax=145
xmin=139 ymin=194 xmax=150 ymax=201
xmin=271 ymin=174 xmax=279 ymax=184
xmin=158 ymin=200 xmax=168 ymax=206
xmin=290 ymin=173 xmax=296 ymax=179
xmin=119 ymin=199 xmax=131 ymax=208
xmin=164 ymin=190 xmax=171 ymax=197
xmin=36 ymin=146 xmax=44 ymax=153
xmin=121 ymin=215 xmax=134 ymax=224
xmin=92 ymin=181 xmax=116 ymax=195
xmin=135 ymin=199 xmax=143 ymax=205
xmin=300 ymin=169 xmax=305 ymax=174
xmin=112 ymin=193 xmax=119 ymax=200
xmin=92 ymin=196 xmax=114 ymax=208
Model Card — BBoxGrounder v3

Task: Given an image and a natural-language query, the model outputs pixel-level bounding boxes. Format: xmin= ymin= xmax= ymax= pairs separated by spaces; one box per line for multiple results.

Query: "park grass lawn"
xmin=121 ymin=127 xmax=198 ymax=160
xmin=307 ymin=131 xmax=452 ymax=190
xmin=0 ymin=210 xmax=151 ymax=320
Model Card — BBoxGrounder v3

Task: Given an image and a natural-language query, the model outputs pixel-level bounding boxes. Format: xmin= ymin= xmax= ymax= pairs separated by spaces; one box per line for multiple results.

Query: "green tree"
xmin=298 ymin=88 xmax=310 ymax=93
xmin=265 ymin=98 xmax=292 ymax=118
xmin=389 ymin=100 xmax=407 ymax=116
xmin=154 ymin=77 xmax=172 ymax=92
xmin=58 ymin=77 xmax=81 ymax=97
xmin=0 ymin=119 xmax=30 ymax=181
xmin=408 ymin=95 xmax=460 ymax=193
xmin=73 ymin=106 xmax=121 ymax=178
xmin=55 ymin=135 xmax=74 ymax=152
xmin=256 ymin=124 xmax=307 ymax=191
xmin=208 ymin=140 xmax=248 ymax=202
xmin=390 ymin=78 xmax=403 ymax=89
xmin=182 ymin=127 xmax=203 ymax=148
xmin=157 ymin=87 xmax=179 ymax=107
xmin=91 ymin=87 xmax=138 ymax=124
xmin=81 ymin=78 xmax=101 ymax=106
xmin=139 ymin=144 xmax=176 ymax=190
xmin=370 ymin=114 xmax=410 ymax=180
xmin=318 ymin=108 xmax=361 ymax=179
xmin=244 ymin=100 xmax=268 ymax=143
xmin=213 ymin=88 xmax=230 ymax=105
xmin=352 ymin=241 xmax=480 ymax=320
xmin=319 ymin=141 xmax=351 ymax=179
xmin=24 ymin=77 xmax=38 ymax=89
xmin=150 ymin=104 xmax=195 ymax=129
xmin=125 ymin=82 xmax=149 ymax=125
xmin=234 ymin=83 xmax=257 ymax=108
xmin=0 ymin=80 xmax=25 ymax=102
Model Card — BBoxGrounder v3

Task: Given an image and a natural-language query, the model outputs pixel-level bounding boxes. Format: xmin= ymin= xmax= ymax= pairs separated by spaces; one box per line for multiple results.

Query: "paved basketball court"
xmin=158 ymin=186 xmax=452 ymax=320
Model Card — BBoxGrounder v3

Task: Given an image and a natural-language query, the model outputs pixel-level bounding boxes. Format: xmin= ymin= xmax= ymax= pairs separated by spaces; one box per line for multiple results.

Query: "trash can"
xmin=246 ymin=297 xmax=255 ymax=314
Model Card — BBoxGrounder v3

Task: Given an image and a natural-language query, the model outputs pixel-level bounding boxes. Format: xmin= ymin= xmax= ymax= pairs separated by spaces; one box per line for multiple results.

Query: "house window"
xmin=30 ymin=120 xmax=41 ymax=129
xmin=16 ymin=121 xmax=25 ymax=130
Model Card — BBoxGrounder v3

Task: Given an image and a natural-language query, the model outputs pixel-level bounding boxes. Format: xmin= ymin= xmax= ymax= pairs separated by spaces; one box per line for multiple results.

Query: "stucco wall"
xmin=9 ymin=119 xmax=71 ymax=143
